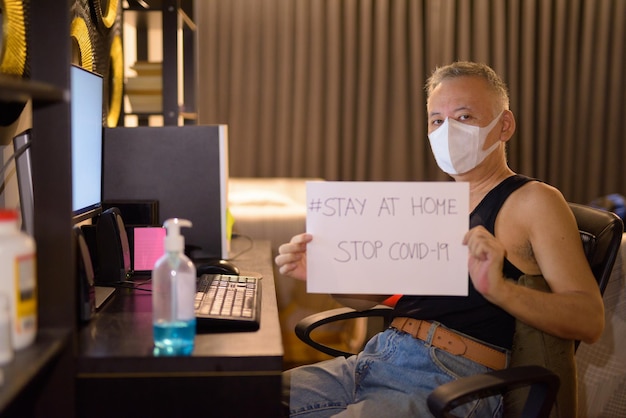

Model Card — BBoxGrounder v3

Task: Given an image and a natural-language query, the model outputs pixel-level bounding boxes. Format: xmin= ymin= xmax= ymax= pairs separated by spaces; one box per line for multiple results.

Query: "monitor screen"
xmin=71 ymin=65 xmax=104 ymax=223
xmin=13 ymin=130 xmax=34 ymax=235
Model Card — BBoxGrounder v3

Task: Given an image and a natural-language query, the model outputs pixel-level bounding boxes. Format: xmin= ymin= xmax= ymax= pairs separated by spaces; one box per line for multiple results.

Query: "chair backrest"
xmin=504 ymin=203 xmax=623 ymax=418
xmin=568 ymin=202 xmax=623 ymax=294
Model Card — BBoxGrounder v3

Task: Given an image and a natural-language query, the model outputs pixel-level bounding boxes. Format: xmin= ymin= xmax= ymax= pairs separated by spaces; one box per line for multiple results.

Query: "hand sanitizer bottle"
xmin=152 ymin=218 xmax=196 ymax=356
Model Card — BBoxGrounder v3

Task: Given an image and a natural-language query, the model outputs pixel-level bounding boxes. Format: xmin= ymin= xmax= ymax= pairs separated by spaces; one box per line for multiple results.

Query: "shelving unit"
xmin=0 ymin=2 xmax=75 ymax=417
xmin=122 ymin=0 xmax=196 ymax=126
xmin=0 ymin=2 xmax=201 ymax=416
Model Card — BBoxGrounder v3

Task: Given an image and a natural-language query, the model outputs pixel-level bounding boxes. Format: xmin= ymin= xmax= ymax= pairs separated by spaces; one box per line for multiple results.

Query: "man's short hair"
xmin=425 ymin=61 xmax=510 ymax=110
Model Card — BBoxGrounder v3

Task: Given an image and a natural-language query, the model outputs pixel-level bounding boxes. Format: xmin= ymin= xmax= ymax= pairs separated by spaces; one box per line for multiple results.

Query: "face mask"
xmin=428 ymin=111 xmax=504 ymax=175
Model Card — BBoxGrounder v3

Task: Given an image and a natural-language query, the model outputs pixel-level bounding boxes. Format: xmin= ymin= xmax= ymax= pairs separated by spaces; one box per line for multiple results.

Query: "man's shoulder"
xmin=512 ymin=178 xmax=564 ymax=203
xmin=503 ymin=179 xmax=568 ymax=218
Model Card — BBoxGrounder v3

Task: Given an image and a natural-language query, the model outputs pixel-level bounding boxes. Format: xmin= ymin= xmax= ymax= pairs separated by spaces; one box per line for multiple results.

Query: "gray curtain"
xmin=196 ymin=0 xmax=626 ymax=204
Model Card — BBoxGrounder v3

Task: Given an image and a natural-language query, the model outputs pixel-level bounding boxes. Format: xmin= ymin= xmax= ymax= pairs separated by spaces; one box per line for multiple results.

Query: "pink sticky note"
xmin=133 ymin=227 xmax=166 ymax=271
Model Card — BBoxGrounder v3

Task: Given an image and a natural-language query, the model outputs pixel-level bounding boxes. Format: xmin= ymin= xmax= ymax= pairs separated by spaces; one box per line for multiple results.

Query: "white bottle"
xmin=152 ymin=218 xmax=196 ymax=356
xmin=0 ymin=293 xmax=13 ymax=364
xmin=0 ymin=209 xmax=36 ymax=350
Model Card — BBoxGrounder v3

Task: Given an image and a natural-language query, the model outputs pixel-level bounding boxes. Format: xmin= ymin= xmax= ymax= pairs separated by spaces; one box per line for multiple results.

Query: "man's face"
xmin=426 ymin=76 xmax=499 ymax=135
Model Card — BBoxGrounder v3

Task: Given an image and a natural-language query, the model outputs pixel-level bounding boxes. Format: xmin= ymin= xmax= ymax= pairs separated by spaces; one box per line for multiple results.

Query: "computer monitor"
xmin=13 ymin=129 xmax=34 ymax=235
xmin=70 ymin=65 xmax=104 ymax=223
xmin=102 ymin=125 xmax=230 ymax=260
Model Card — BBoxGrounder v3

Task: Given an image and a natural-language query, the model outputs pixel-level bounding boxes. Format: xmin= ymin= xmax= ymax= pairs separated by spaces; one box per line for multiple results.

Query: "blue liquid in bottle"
xmin=152 ymin=218 xmax=197 ymax=357
xmin=153 ymin=319 xmax=197 ymax=356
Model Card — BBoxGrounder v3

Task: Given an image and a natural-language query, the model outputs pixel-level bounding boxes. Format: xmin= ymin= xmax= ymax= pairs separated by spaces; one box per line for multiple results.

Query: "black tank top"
xmin=392 ymin=175 xmax=534 ymax=349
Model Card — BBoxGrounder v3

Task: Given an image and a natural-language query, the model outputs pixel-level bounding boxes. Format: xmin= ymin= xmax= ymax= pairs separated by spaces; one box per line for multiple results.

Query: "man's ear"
xmin=500 ymin=109 xmax=516 ymax=142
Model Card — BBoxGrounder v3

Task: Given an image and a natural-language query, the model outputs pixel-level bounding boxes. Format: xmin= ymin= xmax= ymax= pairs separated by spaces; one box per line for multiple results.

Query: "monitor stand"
xmin=94 ymin=286 xmax=116 ymax=310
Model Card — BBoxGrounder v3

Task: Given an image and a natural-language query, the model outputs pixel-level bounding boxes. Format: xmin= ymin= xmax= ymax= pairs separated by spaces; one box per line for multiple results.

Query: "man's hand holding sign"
xmin=305 ymin=181 xmax=469 ymax=296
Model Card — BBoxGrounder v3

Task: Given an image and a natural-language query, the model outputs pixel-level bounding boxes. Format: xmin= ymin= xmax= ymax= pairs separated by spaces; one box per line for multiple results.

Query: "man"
xmin=275 ymin=61 xmax=604 ymax=417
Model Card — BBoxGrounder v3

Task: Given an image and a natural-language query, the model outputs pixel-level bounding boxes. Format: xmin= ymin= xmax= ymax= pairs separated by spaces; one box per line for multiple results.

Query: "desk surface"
xmin=76 ymin=239 xmax=284 ymax=417
xmin=78 ymin=239 xmax=283 ymax=372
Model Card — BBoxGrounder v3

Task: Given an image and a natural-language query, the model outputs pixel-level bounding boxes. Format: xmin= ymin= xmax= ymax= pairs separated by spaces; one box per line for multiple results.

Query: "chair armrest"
xmin=427 ymin=365 xmax=560 ymax=418
xmin=295 ymin=305 xmax=394 ymax=358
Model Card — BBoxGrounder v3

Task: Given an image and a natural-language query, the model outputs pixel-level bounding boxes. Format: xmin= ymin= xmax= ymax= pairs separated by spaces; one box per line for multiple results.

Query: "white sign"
xmin=306 ymin=181 xmax=469 ymax=295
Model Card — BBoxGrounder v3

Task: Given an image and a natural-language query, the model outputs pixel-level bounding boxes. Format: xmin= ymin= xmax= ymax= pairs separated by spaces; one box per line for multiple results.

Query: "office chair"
xmin=295 ymin=202 xmax=623 ymax=418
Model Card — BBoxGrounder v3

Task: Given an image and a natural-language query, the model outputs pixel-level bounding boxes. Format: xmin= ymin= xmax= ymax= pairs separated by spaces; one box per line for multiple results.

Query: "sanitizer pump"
xmin=152 ymin=218 xmax=197 ymax=356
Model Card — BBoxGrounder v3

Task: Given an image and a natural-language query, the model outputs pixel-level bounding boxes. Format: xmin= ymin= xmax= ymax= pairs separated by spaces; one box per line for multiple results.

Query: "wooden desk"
xmin=76 ymin=239 xmax=284 ymax=418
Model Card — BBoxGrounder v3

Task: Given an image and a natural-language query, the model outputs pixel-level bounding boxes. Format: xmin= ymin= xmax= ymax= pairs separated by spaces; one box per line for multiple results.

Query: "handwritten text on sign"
xmin=306 ymin=181 xmax=469 ymax=296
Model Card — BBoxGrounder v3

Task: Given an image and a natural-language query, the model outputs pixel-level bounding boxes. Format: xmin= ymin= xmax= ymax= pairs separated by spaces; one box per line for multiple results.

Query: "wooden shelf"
xmin=0 ymin=329 xmax=70 ymax=412
xmin=0 ymin=2 xmax=77 ymax=416
xmin=0 ymin=74 xmax=65 ymax=105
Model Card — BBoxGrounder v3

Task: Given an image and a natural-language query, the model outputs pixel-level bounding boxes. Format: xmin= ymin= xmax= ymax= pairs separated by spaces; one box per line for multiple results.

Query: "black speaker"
xmin=80 ymin=224 xmax=98 ymax=274
xmin=95 ymin=207 xmax=131 ymax=284
xmin=73 ymin=226 xmax=95 ymax=323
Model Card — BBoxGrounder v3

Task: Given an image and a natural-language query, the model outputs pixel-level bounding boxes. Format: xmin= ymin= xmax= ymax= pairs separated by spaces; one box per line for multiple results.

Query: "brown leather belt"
xmin=390 ymin=317 xmax=507 ymax=370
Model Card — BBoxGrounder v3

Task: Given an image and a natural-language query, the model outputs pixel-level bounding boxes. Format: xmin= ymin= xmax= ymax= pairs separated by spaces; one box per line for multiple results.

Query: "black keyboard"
xmin=194 ymin=274 xmax=261 ymax=331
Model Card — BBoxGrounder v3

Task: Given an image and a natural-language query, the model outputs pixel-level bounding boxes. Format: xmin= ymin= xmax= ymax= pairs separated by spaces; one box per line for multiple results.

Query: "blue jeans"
xmin=283 ymin=324 xmax=509 ymax=417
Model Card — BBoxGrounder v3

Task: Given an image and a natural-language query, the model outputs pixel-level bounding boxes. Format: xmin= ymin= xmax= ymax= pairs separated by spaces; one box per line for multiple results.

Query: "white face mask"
xmin=428 ymin=111 xmax=504 ymax=175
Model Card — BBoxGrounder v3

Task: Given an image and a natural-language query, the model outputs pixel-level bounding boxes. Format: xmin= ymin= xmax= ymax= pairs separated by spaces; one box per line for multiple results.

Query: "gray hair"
xmin=425 ymin=61 xmax=510 ymax=110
